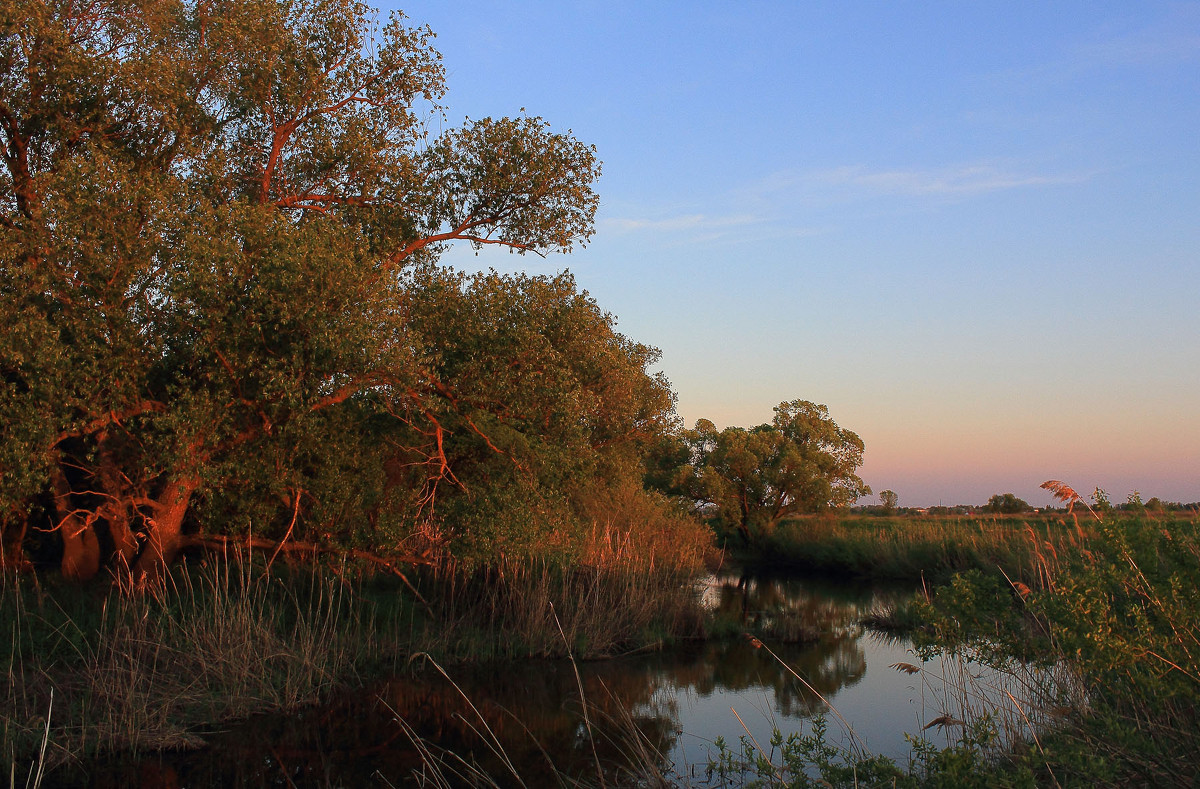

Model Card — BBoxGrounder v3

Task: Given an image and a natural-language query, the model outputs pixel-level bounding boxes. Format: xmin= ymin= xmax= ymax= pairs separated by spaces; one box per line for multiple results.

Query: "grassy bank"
xmin=912 ymin=511 xmax=1200 ymax=786
xmin=1 ymin=546 xmax=706 ymax=777
xmin=693 ymin=512 xmax=1200 ymax=787
xmin=740 ymin=513 xmax=1108 ymax=586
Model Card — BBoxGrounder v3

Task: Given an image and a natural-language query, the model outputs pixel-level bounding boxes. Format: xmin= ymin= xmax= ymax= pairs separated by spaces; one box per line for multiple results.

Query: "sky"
xmin=383 ymin=1 xmax=1200 ymax=508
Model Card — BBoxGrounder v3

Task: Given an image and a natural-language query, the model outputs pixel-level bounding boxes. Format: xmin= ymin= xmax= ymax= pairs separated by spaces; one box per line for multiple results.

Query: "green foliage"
xmin=378 ymin=265 xmax=681 ymax=563
xmin=657 ymin=401 xmax=869 ymax=543
xmin=705 ymin=714 xmax=1032 ymax=788
xmin=879 ymin=490 xmax=899 ymax=514
xmin=0 ymin=0 xmax=685 ymax=580
xmin=984 ymin=494 xmax=1030 ymax=514
xmin=1121 ymin=490 xmax=1143 ymax=512
xmin=911 ymin=513 xmax=1200 ymax=785
xmin=707 ymin=716 xmax=907 ymax=788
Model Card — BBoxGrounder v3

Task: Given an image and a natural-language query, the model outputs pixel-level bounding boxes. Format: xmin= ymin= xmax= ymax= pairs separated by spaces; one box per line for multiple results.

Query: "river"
xmin=63 ymin=572 xmax=1053 ymax=787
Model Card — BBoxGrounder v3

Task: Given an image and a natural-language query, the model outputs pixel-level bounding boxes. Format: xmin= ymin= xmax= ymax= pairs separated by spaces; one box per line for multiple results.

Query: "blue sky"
xmin=386 ymin=1 xmax=1200 ymax=507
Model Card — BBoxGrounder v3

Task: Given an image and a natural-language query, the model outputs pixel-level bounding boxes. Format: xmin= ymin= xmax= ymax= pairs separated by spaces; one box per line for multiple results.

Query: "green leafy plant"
xmin=653 ymin=401 xmax=870 ymax=544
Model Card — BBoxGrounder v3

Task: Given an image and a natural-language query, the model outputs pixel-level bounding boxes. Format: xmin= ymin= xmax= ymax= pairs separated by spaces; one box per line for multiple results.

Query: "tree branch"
xmin=51 ymin=401 xmax=168 ymax=448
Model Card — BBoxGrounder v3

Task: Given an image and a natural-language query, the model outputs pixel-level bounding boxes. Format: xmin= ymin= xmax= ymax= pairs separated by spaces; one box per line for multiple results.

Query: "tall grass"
xmin=407 ymin=490 xmax=713 ymax=661
xmin=412 ymin=527 xmax=707 ymax=661
xmin=1 ymin=510 xmax=711 ymax=777
xmin=1 ymin=554 xmax=382 ymax=772
xmin=914 ymin=511 xmax=1200 ymax=785
xmin=749 ymin=513 xmax=1095 ymax=586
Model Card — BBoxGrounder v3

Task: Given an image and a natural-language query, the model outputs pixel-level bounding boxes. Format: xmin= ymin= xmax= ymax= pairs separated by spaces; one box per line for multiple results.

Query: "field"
xmin=742 ymin=511 xmax=1149 ymax=585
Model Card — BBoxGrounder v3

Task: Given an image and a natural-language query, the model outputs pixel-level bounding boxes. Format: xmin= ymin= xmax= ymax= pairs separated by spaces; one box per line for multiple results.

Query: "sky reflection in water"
xmin=69 ymin=574 xmax=1049 ymax=787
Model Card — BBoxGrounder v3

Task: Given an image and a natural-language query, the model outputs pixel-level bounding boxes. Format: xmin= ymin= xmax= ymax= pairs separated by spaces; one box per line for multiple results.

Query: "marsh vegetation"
xmin=3 ymin=0 xmax=1197 ymax=785
xmin=6 ymin=511 xmax=1199 ymax=787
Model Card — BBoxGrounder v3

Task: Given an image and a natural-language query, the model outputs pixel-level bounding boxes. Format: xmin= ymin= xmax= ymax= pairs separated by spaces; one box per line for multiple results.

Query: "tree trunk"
xmin=51 ymin=465 xmax=101 ymax=581
xmin=61 ymin=514 xmax=102 ymax=581
xmin=738 ymin=488 xmax=753 ymax=544
xmin=131 ymin=477 xmax=197 ymax=585
xmin=1 ymin=518 xmax=28 ymax=569
xmin=103 ymin=503 xmax=140 ymax=569
xmin=96 ymin=438 xmax=140 ymax=567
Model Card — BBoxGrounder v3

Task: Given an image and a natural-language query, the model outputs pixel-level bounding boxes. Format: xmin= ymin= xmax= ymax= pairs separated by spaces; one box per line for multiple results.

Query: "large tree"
xmin=654 ymin=400 xmax=870 ymax=542
xmin=0 ymin=0 xmax=601 ymax=581
xmin=372 ymin=265 xmax=679 ymax=562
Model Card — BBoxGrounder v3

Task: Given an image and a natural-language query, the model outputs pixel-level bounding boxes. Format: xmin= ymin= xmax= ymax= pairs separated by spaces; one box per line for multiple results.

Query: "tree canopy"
xmin=0 ymin=0 xmax=636 ymax=581
xmin=984 ymin=493 xmax=1030 ymax=514
xmin=650 ymin=400 xmax=870 ymax=542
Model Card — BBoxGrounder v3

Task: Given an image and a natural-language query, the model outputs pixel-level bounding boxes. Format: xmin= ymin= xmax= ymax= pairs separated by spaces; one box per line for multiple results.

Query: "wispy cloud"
xmin=811 ymin=164 xmax=1085 ymax=198
xmin=602 ymin=161 xmax=1085 ymax=246
xmin=597 ymin=210 xmax=828 ymax=248
xmin=737 ymin=162 xmax=1089 ymax=208
xmin=601 ymin=212 xmax=762 ymax=234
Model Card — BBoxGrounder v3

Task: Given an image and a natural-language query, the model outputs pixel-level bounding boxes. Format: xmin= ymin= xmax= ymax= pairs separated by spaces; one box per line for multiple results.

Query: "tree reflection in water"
xmin=61 ymin=574 xmax=917 ymax=788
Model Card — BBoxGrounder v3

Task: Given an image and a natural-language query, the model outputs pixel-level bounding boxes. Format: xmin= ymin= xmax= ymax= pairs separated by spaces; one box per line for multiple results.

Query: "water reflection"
xmin=57 ymin=573 xmax=1026 ymax=787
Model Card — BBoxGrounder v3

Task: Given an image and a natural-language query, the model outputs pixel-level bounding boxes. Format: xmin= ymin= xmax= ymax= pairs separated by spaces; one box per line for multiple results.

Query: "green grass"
xmin=907 ymin=511 xmax=1200 ymax=786
xmin=740 ymin=513 xmax=1102 ymax=586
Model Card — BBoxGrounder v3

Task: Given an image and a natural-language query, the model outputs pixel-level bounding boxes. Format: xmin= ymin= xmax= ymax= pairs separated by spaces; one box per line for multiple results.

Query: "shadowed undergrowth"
xmin=1 ymin=539 xmax=706 ymax=777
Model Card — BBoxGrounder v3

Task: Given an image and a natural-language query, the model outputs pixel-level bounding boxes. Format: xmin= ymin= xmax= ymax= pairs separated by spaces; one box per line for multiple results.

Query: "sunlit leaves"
xmin=0 ymin=0 xmax=603 ymax=578
xmin=411 ymin=116 xmax=600 ymax=257
xmin=670 ymin=400 xmax=870 ymax=541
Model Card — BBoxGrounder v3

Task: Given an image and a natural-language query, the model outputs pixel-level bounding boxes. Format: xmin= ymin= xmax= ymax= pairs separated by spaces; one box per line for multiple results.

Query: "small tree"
xmin=985 ymin=493 xmax=1030 ymax=514
xmin=677 ymin=400 xmax=869 ymax=542
xmin=879 ymin=490 xmax=899 ymax=514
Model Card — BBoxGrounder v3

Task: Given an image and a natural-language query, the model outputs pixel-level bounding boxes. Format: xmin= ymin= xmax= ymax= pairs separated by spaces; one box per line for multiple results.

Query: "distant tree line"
xmin=849 ymin=490 xmax=1198 ymax=517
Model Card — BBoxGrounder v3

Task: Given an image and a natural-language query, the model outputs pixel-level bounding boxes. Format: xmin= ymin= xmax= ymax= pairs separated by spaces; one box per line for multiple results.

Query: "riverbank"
xmin=736 ymin=512 xmax=1107 ymax=585
xmin=1 ymin=549 xmax=708 ymax=777
xmin=912 ymin=511 xmax=1200 ymax=786
xmin=712 ymin=511 xmax=1200 ymax=786
xmin=9 ymin=571 xmax=1000 ymax=788
xmin=9 ymin=511 xmax=1200 ymax=787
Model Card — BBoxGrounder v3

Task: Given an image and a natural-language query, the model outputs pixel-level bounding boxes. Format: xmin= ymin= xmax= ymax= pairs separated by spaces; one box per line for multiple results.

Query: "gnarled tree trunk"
xmin=130 ymin=477 xmax=197 ymax=585
xmin=51 ymin=466 xmax=102 ymax=581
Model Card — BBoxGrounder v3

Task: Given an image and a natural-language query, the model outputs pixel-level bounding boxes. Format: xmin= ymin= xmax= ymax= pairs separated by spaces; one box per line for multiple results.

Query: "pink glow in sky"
xmin=396 ymin=0 xmax=1200 ymax=507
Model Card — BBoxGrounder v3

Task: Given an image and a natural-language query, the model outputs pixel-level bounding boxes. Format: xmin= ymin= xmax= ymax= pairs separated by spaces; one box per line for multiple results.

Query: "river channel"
xmin=66 ymin=573 xmax=1048 ymax=787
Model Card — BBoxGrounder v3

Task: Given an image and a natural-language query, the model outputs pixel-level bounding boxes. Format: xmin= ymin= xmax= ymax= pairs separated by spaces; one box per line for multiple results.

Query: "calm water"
xmin=64 ymin=573 xmax=1049 ymax=787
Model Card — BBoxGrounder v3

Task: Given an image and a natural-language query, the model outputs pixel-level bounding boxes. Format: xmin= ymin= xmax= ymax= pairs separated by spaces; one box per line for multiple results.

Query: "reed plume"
xmin=1040 ymin=480 xmax=1102 ymax=522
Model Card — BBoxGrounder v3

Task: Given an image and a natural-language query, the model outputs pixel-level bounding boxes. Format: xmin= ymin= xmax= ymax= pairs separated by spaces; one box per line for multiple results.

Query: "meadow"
xmin=743 ymin=511 xmax=1127 ymax=585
